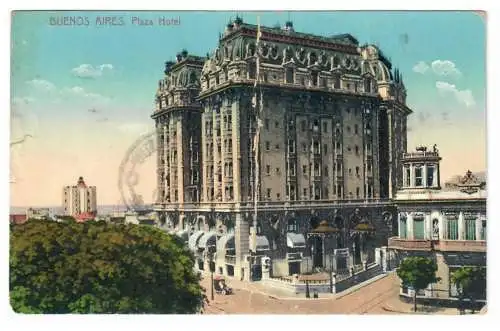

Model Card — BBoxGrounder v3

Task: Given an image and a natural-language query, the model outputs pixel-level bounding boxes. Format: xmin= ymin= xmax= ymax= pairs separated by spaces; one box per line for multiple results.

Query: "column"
xmin=234 ymin=212 xmax=249 ymax=281
xmin=458 ymin=211 xmax=465 ymax=240
xmin=233 ymin=99 xmax=241 ymax=203
xmin=438 ymin=214 xmax=445 ymax=240
xmin=407 ymin=213 xmax=414 ymax=239
xmin=425 ymin=213 xmax=431 ymax=240
xmin=475 ymin=213 xmax=482 ymax=241
xmin=423 ymin=164 xmax=428 ymax=188
xmin=410 ymin=165 xmax=415 ymax=188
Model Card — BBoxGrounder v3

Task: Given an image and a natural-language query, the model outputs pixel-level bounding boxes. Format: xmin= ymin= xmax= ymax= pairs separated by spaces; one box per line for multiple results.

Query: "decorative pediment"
xmin=457 ymin=170 xmax=485 ymax=194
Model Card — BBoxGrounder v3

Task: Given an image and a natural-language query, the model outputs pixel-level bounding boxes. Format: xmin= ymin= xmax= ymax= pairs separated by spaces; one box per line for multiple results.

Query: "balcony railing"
xmin=433 ymin=240 xmax=486 ymax=253
xmin=225 ymin=255 xmax=236 ymax=265
xmin=388 ymin=237 xmax=433 ymax=251
xmin=388 ymin=237 xmax=487 ymax=253
xmin=402 ymin=151 xmax=440 ymax=159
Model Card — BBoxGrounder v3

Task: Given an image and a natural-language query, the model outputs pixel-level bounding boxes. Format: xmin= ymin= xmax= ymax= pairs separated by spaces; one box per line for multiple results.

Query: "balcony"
xmin=225 ymin=255 xmax=236 ymax=265
xmin=287 ymin=252 xmax=303 ymax=261
xmin=433 ymin=240 xmax=486 ymax=253
xmin=388 ymin=237 xmax=433 ymax=251
xmin=388 ymin=237 xmax=487 ymax=253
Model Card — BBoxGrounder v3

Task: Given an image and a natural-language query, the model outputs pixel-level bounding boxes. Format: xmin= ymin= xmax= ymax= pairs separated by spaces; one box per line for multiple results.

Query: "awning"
xmin=217 ymin=233 xmax=235 ymax=251
xmin=287 ymin=233 xmax=306 ymax=249
xmin=188 ymin=231 xmax=205 ymax=251
xmin=198 ymin=231 xmax=217 ymax=249
xmin=175 ymin=230 xmax=189 ymax=242
xmin=249 ymin=235 xmax=270 ymax=252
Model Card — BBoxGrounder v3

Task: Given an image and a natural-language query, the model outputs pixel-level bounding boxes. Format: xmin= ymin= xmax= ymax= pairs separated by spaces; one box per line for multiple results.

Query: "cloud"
xmin=61 ymin=86 xmax=110 ymax=102
xmin=71 ymin=64 xmax=114 ymax=78
xmin=436 ymin=81 xmax=476 ymax=107
xmin=412 ymin=61 xmax=429 ymax=74
xmin=412 ymin=60 xmax=462 ymax=78
xmin=26 ymin=79 xmax=56 ymax=91
xmin=12 ymin=97 xmax=35 ymax=106
xmin=431 ymin=60 xmax=462 ymax=77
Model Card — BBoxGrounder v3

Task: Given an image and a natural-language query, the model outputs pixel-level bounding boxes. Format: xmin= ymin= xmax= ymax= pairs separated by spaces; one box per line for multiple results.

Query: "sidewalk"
xmin=214 ymin=271 xmax=391 ymax=301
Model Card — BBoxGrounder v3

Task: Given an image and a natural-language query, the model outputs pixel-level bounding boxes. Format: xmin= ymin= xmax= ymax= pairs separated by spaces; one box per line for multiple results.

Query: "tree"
xmin=451 ymin=266 xmax=486 ymax=314
xmin=396 ymin=256 xmax=441 ymax=312
xmin=10 ymin=220 xmax=205 ymax=313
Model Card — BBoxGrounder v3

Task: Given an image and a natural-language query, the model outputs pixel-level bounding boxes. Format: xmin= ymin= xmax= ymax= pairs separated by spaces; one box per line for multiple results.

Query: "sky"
xmin=10 ymin=11 xmax=486 ymax=207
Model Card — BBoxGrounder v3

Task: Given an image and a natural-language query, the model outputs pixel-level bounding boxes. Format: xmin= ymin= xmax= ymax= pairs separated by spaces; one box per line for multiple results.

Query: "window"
xmin=323 ymin=122 xmax=328 ymax=133
xmin=314 ymin=163 xmax=320 ymax=176
xmin=427 ymin=166 xmax=435 ymax=187
xmin=288 ymin=140 xmax=295 ymax=154
xmin=313 ymin=120 xmax=319 ymax=132
xmin=481 ymin=220 xmax=486 ymax=240
xmin=415 ymin=167 xmax=423 ymax=187
xmin=275 ymin=167 xmax=281 ymax=175
xmin=446 ymin=217 xmax=459 ymax=240
xmin=264 ymin=119 xmax=270 ymax=130
xmin=399 ymin=215 xmax=407 ymax=239
xmin=355 ymin=145 xmax=359 ymax=155
xmin=276 ymin=193 xmax=281 ymax=200
xmin=302 ymin=165 xmax=308 ymax=175
xmin=465 ymin=218 xmax=476 ymax=240
xmin=355 ymin=166 xmax=360 ymax=176
xmin=311 ymin=72 xmax=318 ymax=86
xmin=265 ymin=141 xmax=271 ymax=151
xmin=367 ymin=185 xmax=372 ymax=197
xmin=367 ymin=143 xmax=372 ymax=152
xmin=346 ymin=126 xmax=351 ymax=133
xmin=356 ymin=187 xmax=360 ymax=198
xmin=336 ymin=142 xmax=341 ymax=150
xmin=301 ymin=120 xmax=306 ymax=132
xmin=324 ymin=167 xmax=329 ymax=177
xmin=303 ymin=188 xmax=308 ymax=198
xmin=248 ymin=62 xmax=256 ymax=79
xmin=266 ymin=165 xmax=271 ymax=175
xmin=287 ymin=219 xmax=298 ymax=232
xmin=405 ymin=167 xmax=411 ymax=187
xmin=367 ymin=163 xmax=372 ymax=172
xmin=334 ymin=77 xmax=340 ymax=89
xmin=285 ymin=68 xmax=294 ymax=84
xmin=266 ymin=189 xmax=271 ymax=199
xmin=337 ymin=184 xmax=342 ymax=198
xmin=227 ymin=139 xmax=232 ymax=153
xmin=275 ymin=121 xmax=279 ymax=129
xmin=288 ymin=162 xmax=296 ymax=176
xmin=288 ymin=185 xmax=296 ymax=200
xmin=313 ymin=141 xmax=320 ymax=154
xmin=324 ymin=187 xmax=329 ymax=198
xmin=348 ymin=168 xmax=352 ymax=176
xmin=413 ymin=217 xmax=425 ymax=239
xmin=354 ymin=124 xmax=359 ymax=135
xmin=302 ymin=143 xmax=307 ymax=153
xmin=336 ymin=162 xmax=342 ymax=172
xmin=323 ymin=144 xmax=328 ymax=154
xmin=275 ymin=144 xmax=280 ymax=150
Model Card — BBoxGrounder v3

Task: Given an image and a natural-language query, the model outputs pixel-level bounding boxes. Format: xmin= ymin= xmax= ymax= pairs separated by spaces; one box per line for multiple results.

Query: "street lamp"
xmin=208 ymin=246 xmax=216 ymax=301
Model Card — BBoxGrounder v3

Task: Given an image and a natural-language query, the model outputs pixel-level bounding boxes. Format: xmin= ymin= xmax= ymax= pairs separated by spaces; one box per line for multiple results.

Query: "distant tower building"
xmin=63 ymin=176 xmax=97 ymax=219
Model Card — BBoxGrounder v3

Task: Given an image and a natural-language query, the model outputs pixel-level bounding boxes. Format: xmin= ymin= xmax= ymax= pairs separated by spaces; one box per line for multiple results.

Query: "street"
xmin=200 ymin=272 xmax=458 ymax=314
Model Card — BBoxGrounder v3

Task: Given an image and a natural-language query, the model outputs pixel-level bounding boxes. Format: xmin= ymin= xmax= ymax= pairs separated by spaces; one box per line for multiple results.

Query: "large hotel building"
xmin=152 ymin=17 xmax=415 ymax=280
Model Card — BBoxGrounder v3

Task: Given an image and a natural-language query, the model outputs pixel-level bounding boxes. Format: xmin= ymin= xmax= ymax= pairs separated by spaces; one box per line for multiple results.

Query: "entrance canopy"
xmin=217 ymin=233 xmax=235 ymax=251
xmin=249 ymin=235 xmax=270 ymax=252
xmin=198 ymin=231 xmax=217 ymax=250
xmin=188 ymin=230 xmax=204 ymax=251
xmin=286 ymin=232 xmax=306 ymax=249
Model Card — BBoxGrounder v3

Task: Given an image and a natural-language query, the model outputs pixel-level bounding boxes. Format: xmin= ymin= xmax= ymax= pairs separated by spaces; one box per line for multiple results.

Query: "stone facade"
xmin=152 ymin=18 xmax=412 ymax=279
xmin=388 ymin=150 xmax=487 ymax=300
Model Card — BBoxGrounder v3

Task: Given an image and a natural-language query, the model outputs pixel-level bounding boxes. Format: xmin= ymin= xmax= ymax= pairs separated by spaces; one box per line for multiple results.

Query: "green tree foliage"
xmin=451 ymin=266 xmax=486 ymax=314
xmin=10 ymin=220 xmax=205 ymax=314
xmin=396 ymin=256 xmax=441 ymax=312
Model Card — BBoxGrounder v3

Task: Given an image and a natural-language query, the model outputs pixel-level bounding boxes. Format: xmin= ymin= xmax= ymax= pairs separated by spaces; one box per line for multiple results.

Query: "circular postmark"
xmin=118 ymin=130 xmax=159 ymax=211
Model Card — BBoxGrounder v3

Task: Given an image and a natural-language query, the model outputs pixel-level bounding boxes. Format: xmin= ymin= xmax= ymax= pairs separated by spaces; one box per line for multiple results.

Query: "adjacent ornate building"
xmin=387 ymin=147 xmax=487 ymax=301
xmin=152 ymin=17 xmax=412 ymax=280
